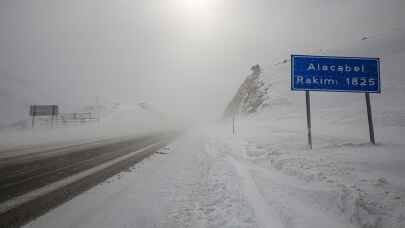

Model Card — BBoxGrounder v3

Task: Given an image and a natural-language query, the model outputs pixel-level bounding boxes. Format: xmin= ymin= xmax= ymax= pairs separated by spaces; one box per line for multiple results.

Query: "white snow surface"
xmin=23 ymin=128 xmax=360 ymax=228
xmin=25 ymin=52 xmax=405 ymax=228
xmin=25 ymin=131 xmax=261 ymax=228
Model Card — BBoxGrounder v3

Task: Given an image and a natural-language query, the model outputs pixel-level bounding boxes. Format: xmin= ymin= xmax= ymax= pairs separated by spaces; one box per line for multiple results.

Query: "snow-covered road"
xmin=25 ymin=129 xmax=361 ymax=228
xmin=24 ymin=131 xmax=251 ymax=228
xmin=25 ymin=131 xmax=255 ymax=228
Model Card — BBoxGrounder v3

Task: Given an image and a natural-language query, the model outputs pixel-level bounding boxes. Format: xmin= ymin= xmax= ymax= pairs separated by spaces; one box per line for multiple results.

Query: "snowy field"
xmin=24 ymin=50 xmax=405 ymax=228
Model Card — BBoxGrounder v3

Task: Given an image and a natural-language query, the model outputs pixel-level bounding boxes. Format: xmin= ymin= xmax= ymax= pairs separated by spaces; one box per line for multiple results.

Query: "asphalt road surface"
xmin=0 ymin=132 xmax=178 ymax=228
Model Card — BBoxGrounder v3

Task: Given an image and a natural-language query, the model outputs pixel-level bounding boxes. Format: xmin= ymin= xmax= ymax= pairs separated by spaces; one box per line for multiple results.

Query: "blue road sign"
xmin=291 ymin=55 xmax=380 ymax=93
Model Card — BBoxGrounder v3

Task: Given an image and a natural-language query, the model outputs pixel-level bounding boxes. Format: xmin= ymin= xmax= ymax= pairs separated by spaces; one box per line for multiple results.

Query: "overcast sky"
xmin=1 ymin=0 xmax=404 ymax=125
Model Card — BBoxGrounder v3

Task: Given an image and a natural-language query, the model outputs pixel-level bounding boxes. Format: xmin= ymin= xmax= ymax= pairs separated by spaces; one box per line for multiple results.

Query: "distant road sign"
xmin=291 ymin=55 xmax=380 ymax=93
xmin=30 ymin=105 xmax=58 ymax=116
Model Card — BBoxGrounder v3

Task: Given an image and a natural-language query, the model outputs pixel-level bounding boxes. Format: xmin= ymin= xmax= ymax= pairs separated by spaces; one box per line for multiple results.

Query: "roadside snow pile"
xmin=166 ymin=136 xmax=258 ymax=228
xmin=211 ymin=51 xmax=405 ymax=228
xmin=208 ymin=122 xmax=405 ymax=227
xmin=0 ymin=103 xmax=174 ymax=151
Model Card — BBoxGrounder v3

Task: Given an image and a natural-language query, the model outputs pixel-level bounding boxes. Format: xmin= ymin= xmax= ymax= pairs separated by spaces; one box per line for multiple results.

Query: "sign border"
xmin=30 ymin=105 xmax=59 ymax=117
xmin=291 ymin=54 xmax=381 ymax=93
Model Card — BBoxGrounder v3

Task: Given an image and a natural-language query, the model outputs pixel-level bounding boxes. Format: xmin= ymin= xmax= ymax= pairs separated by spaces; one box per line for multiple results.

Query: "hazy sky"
xmin=1 ymin=0 xmax=404 ymax=124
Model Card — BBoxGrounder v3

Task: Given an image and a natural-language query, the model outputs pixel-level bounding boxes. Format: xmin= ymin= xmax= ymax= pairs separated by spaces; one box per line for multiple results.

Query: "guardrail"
xmin=30 ymin=112 xmax=98 ymax=127
xmin=56 ymin=113 xmax=97 ymax=124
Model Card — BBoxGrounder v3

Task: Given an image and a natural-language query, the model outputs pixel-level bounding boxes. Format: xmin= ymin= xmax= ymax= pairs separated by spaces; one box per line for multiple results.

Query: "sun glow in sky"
xmin=177 ymin=0 xmax=218 ymax=13
xmin=1 ymin=0 xmax=405 ymax=125
xmin=173 ymin=0 xmax=223 ymax=27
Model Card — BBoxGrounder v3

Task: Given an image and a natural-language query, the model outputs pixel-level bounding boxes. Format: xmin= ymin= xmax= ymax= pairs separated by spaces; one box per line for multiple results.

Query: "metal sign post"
xmin=32 ymin=114 xmax=36 ymax=128
xmin=291 ymin=55 xmax=380 ymax=148
xmin=305 ymin=91 xmax=312 ymax=149
xmin=365 ymin=93 xmax=375 ymax=144
xmin=232 ymin=114 xmax=236 ymax=136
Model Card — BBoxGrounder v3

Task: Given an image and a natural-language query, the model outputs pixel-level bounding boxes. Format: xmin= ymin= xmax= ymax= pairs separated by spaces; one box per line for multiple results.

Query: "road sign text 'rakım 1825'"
xmin=291 ymin=55 xmax=380 ymax=149
xmin=291 ymin=55 xmax=380 ymax=93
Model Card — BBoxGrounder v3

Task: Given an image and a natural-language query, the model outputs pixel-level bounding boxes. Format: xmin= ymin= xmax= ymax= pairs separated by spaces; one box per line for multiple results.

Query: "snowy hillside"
xmin=224 ymin=64 xmax=270 ymax=117
xmin=210 ymin=48 xmax=405 ymax=228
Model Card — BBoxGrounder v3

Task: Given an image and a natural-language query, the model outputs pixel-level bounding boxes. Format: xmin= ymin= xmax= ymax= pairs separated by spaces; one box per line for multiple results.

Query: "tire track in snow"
xmin=212 ymin=137 xmax=356 ymax=228
xmin=227 ymin=156 xmax=284 ymax=228
xmin=166 ymin=135 xmax=258 ymax=228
